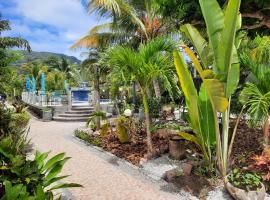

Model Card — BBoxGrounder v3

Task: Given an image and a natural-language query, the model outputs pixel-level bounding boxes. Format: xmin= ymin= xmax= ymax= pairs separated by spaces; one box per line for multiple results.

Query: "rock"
xmin=182 ymin=163 xmax=193 ymax=176
xmin=139 ymin=158 xmax=148 ymax=166
xmin=93 ymin=130 xmax=100 ymax=136
xmin=164 ymin=169 xmax=178 ymax=182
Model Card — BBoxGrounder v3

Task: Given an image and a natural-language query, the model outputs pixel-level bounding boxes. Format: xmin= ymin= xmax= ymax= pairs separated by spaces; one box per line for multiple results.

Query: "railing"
xmin=22 ymin=91 xmax=69 ymax=106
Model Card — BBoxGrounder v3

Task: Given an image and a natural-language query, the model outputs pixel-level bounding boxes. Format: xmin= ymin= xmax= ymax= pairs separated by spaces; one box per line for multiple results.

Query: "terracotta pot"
xmin=169 ymin=135 xmax=185 ymax=160
xmin=224 ymin=176 xmax=266 ymax=200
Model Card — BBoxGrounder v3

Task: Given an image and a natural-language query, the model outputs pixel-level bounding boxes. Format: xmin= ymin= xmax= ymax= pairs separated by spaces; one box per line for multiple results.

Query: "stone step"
xmin=53 ymin=116 xmax=89 ymax=122
xmin=71 ymin=107 xmax=94 ymax=111
xmin=65 ymin=110 xmax=92 ymax=114
xmin=58 ymin=113 xmax=91 ymax=117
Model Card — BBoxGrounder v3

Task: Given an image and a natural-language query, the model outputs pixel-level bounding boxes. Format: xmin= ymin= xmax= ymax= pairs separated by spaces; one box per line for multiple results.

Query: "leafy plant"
xmin=239 ymin=36 xmax=270 ymax=149
xmin=0 ymin=148 xmax=82 ymax=199
xmin=100 ymin=123 xmax=110 ymax=137
xmin=249 ymin=150 xmax=270 ymax=181
xmin=74 ymin=129 xmax=102 ymax=147
xmin=174 ymin=0 xmax=241 ymax=175
xmin=114 ymin=116 xmax=130 ymax=143
xmin=228 ymin=168 xmax=261 ymax=191
xmin=86 ymin=111 xmax=107 ymax=130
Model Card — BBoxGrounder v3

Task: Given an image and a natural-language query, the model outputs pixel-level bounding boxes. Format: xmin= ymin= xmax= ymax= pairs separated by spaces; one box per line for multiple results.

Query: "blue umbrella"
xmin=26 ymin=76 xmax=31 ymax=92
xmin=41 ymin=73 xmax=46 ymax=95
xmin=64 ymin=80 xmax=69 ymax=92
xmin=32 ymin=76 xmax=36 ymax=92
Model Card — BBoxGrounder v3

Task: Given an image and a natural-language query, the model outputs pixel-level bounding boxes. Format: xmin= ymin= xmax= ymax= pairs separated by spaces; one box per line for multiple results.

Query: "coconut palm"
xmin=74 ymin=0 xmax=177 ymax=98
xmin=105 ymin=36 xmax=177 ymax=156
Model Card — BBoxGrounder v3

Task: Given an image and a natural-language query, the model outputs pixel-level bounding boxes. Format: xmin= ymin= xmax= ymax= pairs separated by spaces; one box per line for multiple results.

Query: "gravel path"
xmin=28 ymin=118 xmax=181 ymax=200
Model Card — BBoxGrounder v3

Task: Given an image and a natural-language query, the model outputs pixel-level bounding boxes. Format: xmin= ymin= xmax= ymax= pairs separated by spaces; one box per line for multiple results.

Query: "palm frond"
xmin=240 ymin=83 xmax=270 ymax=127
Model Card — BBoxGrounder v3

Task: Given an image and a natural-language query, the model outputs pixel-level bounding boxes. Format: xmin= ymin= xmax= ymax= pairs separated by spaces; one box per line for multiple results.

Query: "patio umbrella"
xmin=64 ymin=80 xmax=69 ymax=92
xmin=31 ymin=76 xmax=36 ymax=93
xmin=41 ymin=73 xmax=46 ymax=95
xmin=26 ymin=76 xmax=31 ymax=92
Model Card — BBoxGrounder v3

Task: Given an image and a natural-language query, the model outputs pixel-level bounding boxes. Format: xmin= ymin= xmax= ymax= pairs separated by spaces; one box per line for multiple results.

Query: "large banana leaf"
xmin=183 ymin=47 xmax=228 ymax=112
xmin=217 ymin=0 xmax=241 ymax=97
xmin=199 ymin=0 xmax=224 ymax=66
xmin=173 ymin=51 xmax=200 ymax=134
xmin=198 ymin=84 xmax=216 ymax=147
xmin=180 ymin=24 xmax=210 ymax=68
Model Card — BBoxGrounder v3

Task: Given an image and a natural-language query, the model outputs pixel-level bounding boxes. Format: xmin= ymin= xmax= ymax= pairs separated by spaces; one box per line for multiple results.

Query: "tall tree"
xmin=106 ymin=36 xmax=177 ymax=157
xmin=156 ymin=0 xmax=270 ymax=36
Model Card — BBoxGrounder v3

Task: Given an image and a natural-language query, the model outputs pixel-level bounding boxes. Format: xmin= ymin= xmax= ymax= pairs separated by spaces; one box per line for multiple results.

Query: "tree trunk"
xmin=263 ymin=117 xmax=270 ymax=151
xmin=142 ymin=89 xmax=154 ymax=157
xmin=94 ymin=66 xmax=101 ymax=130
xmin=153 ymin=79 xmax=161 ymax=98
xmin=132 ymin=81 xmax=136 ymax=105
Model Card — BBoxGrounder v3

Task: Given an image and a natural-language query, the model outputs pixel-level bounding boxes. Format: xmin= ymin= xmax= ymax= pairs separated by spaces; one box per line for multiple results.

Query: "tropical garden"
xmin=1 ymin=0 xmax=270 ymax=199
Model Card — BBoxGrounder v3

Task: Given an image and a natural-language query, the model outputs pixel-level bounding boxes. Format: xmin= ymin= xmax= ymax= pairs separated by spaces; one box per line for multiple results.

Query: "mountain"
xmin=12 ymin=50 xmax=81 ymax=66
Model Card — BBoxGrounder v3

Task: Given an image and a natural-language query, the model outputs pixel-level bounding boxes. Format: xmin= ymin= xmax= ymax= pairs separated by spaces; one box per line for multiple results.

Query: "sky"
xmin=0 ymin=0 xmax=105 ymax=60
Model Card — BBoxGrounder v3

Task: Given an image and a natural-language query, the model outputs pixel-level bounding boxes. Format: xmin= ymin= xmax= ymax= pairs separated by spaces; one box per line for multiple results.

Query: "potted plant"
xmin=42 ymin=107 xmax=52 ymax=121
xmin=225 ymin=168 xmax=265 ymax=200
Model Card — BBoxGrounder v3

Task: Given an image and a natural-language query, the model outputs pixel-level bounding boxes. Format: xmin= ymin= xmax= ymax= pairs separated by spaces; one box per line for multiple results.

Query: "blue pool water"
xmin=72 ymin=90 xmax=89 ymax=102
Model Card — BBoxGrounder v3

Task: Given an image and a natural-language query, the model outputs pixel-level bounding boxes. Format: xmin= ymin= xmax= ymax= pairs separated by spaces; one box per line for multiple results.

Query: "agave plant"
xmin=174 ymin=0 xmax=241 ymax=176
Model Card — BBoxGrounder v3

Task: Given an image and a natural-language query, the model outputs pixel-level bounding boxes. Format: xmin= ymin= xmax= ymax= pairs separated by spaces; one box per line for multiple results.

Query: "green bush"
xmin=74 ymin=129 xmax=102 ymax=147
xmin=10 ymin=111 xmax=30 ymax=131
xmin=0 ymin=144 xmax=82 ymax=199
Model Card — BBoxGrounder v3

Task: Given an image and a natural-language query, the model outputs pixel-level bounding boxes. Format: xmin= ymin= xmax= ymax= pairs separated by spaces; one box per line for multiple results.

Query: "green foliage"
xmin=240 ymin=83 xmax=270 ymax=127
xmin=100 ymin=123 xmax=110 ymax=137
xmin=0 ymin=147 xmax=82 ymax=199
xmin=174 ymin=0 xmax=241 ymax=175
xmin=86 ymin=111 xmax=107 ymax=130
xmin=9 ymin=112 xmax=30 ymax=132
xmin=148 ymin=97 xmax=161 ymax=118
xmin=114 ymin=116 xmax=130 ymax=143
xmin=228 ymin=168 xmax=261 ymax=191
xmin=74 ymin=129 xmax=102 ymax=147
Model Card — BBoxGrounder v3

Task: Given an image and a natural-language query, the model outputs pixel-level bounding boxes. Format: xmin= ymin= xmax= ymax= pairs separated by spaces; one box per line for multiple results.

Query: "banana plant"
xmin=174 ymin=0 xmax=241 ymax=176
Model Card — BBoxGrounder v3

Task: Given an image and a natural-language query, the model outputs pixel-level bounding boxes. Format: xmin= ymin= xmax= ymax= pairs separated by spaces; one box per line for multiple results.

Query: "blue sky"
xmin=0 ymin=0 xmax=105 ymax=60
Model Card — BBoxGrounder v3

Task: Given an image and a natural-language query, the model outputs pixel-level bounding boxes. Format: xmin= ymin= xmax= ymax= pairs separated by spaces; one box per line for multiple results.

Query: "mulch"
xmin=100 ymin=130 xmax=170 ymax=166
xmin=231 ymin=120 xmax=264 ymax=168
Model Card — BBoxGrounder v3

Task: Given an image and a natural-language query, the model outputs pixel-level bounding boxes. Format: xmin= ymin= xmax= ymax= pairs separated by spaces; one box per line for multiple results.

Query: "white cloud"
xmin=2 ymin=0 xmax=106 ymax=59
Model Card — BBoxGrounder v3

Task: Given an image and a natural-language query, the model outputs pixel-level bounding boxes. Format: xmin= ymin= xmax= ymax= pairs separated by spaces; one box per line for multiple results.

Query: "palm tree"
xmin=80 ymin=48 xmax=110 ymax=130
xmin=240 ymin=36 xmax=270 ymax=150
xmin=74 ymin=0 xmax=176 ymax=98
xmin=0 ymin=15 xmax=31 ymax=51
xmin=105 ymin=36 xmax=177 ymax=156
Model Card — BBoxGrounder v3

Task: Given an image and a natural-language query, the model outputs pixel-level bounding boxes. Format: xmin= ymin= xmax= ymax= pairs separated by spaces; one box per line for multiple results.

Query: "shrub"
xmin=249 ymin=150 xmax=270 ymax=182
xmin=10 ymin=111 xmax=30 ymax=131
xmin=114 ymin=116 xmax=129 ymax=143
xmin=74 ymin=129 xmax=102 ymax=147
xmin=100 ymin=123 xmax=110 ymax=137
xmin=0 ymin=148 xmax=82 ymax=199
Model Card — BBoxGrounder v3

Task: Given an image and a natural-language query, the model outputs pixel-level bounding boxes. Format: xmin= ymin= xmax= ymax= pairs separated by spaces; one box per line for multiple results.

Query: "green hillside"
xmin=12 ymin=50 xmax=81 ymax=66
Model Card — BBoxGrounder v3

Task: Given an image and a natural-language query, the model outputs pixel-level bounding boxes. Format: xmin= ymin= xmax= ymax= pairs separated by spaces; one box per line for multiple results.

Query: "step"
xmin=58 ymin=113 xmax=91 ymax=117
xmin=71 ymin=107 xmax=94 ymax=111
xmin=66 ymin=110 xmax=92 ymax=114
xmin=53 ymin=116 xmax=89 ymax=122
